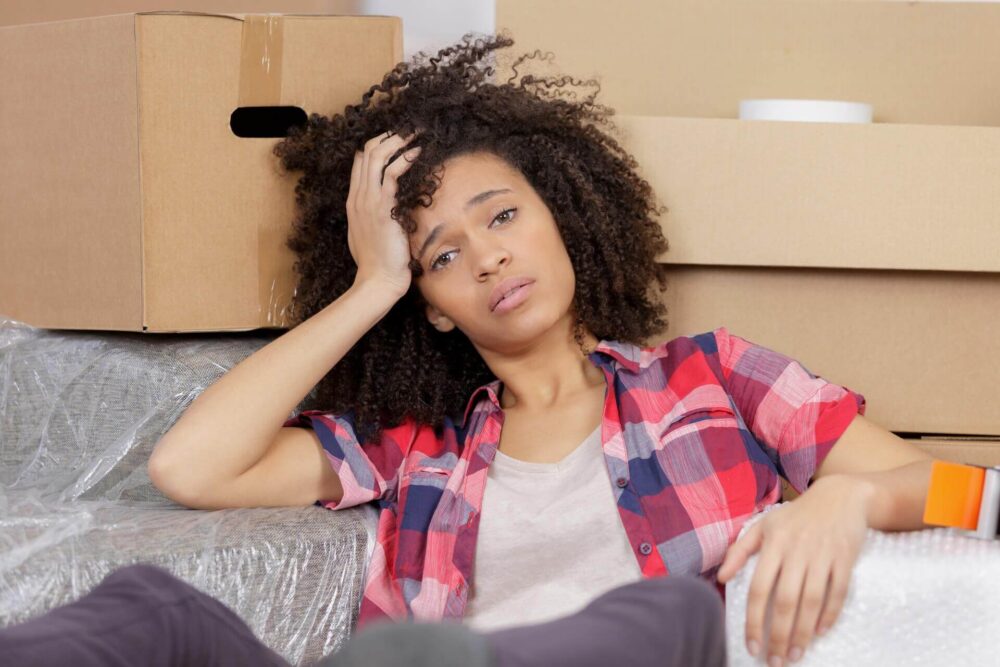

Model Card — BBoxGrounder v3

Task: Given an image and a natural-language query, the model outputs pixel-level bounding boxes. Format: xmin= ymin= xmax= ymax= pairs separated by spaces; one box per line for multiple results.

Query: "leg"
xmin=317 ymin=574 xmax=725 ymax=667
xmin=316 ymin=621 xmax=495 ymax=667
xmin=0 ymin=563 xmax=290 ymax=667
xmin=483 ymin=574 xmax=727 ymax=667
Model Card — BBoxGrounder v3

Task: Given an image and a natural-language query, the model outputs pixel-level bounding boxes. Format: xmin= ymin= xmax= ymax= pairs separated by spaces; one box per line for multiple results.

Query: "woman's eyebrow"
xmin=416 ymin=188 xmax=513 ymax=261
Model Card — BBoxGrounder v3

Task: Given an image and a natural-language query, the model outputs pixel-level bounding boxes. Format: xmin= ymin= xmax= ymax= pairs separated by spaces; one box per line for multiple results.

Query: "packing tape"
xmin=738 ymin=99 xmax=872 ymax=123
xmin=238 ymin=14 xmax=284 ymax=107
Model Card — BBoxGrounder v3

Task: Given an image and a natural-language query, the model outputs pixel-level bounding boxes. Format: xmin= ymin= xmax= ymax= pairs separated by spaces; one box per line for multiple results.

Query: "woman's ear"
xmin=425 ymin=303 xmax=456 ymax=332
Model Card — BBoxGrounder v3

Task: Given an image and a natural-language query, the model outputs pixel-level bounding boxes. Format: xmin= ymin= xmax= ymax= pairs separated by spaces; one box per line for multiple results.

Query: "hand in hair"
xmin=347 ymin=131 xmax=422 ymax=295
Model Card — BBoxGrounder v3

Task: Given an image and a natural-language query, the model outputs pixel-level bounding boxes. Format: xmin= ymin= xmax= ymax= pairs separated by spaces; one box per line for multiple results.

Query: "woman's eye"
xmin=493 ymin=207 xmax=516 ymax=225
xmin=429 ymin=207 xmax=517 ymax=271
xmin=430 ymin=250 xmax=456 ymax=270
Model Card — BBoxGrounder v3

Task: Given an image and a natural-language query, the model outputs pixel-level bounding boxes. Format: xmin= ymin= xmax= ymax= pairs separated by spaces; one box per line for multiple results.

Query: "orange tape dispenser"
xmin=923 ymin=460 xmax=1000 ymax=539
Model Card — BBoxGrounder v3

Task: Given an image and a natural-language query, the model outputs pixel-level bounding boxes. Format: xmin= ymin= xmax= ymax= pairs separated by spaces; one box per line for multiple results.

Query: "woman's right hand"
xmin=346 ymin=131 xmax=422 ymax=296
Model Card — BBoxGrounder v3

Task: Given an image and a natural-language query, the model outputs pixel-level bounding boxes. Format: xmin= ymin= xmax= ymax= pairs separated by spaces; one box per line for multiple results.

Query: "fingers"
xmin=361 ymin=131 xmax=420 ymax=197
xmin=347 ymin=149 xmax=364 ymax=212
xmin=815 ymin=559 xmax=850 ymax=637
xmin=382 ymin=145 xmax=422 ymax=184
xmin=348 ymin=130 xmax=421 ymax=224
xmin=785 ymin=559 xmax=832 ymax=664
xmin=744 ymin=545 xmax=781 ymax=660
xmin=759 ymin=558 xmax=807 ymax=666
xmin=718 ymin=521 xmax=763 ymax=584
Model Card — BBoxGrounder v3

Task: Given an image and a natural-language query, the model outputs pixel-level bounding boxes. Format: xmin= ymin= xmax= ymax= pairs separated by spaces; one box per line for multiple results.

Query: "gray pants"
xmin=0 ymin=564 xmax=727 ymax=667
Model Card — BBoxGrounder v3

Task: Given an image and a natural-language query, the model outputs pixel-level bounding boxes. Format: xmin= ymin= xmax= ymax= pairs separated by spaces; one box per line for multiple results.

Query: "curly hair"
xmin=272 ymin=31 xmax=671 ymax=444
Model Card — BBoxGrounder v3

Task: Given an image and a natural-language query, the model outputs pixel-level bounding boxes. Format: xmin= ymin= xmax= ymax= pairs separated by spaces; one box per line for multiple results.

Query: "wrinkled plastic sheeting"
xmin=725 ymin=504 xmax=1000 ymax=665
xmin=0 ymin=317 xmax=378 ymax=666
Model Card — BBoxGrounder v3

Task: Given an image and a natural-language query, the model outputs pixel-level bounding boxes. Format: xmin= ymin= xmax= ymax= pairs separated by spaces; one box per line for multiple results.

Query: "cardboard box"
xmin=0 ymin=11 xmax=401 ymax=332
xmin=498 ymin=0 xmax=1000 ymax=436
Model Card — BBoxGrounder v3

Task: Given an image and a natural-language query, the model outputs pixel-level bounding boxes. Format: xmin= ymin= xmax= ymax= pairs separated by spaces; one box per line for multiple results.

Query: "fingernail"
xmin=747 ymin=639 xmax=760 ymax=657
xmin=769 ymin=655 xmax=784 ymax=667
xmin=788 ymin=646 xmax=803 ymax=662
xmin=817 ymin=625 xmax=830 ymax=636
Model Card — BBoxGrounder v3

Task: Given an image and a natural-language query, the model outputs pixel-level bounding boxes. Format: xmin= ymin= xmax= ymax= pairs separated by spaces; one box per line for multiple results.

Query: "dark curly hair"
xmin=272 ymin=32 xmax=671 ymax=444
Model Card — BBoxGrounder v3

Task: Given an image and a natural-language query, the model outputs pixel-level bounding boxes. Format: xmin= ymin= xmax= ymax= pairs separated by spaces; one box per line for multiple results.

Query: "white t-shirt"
xmin=461 ymin=424 xmax=645 ymax=632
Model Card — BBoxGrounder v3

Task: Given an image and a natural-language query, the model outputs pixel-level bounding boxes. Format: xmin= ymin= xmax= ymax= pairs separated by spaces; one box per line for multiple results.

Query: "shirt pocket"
xmin=403 ymin=465 xmax=452 ymax=490
xmin=658 ymin=404 xmax=760 ymax=514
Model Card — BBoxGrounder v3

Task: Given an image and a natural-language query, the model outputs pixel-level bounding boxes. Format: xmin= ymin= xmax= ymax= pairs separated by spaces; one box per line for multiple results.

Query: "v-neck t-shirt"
xmin=461 ymin=423 xmax=644 ymax=631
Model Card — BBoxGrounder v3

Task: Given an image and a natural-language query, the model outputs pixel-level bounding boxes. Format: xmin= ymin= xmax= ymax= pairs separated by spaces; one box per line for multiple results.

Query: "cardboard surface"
xmin=653 ymin=266 xmax=999 ymax=436
xmin=615 ymin=114 xmax=1000 ymax=272
xmin=496 ymin=0 xmax=1000 ymax=125
xmin=1 ymin=14 xmax=144 ymax=331
xmin=0 ymin=1 xmax=364 ymax=26
xmin=1 ymin=12 xmax=402 ymax=332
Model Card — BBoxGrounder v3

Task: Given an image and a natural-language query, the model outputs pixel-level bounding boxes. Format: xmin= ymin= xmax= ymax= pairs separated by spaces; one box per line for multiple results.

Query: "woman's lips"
xmin=491 ymin=282 xmax=534 ymax=314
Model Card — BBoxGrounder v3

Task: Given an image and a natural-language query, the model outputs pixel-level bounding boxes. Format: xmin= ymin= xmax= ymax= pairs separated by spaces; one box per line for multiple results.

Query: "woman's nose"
xmin=472 ymin=237 xmax=511 ymax=276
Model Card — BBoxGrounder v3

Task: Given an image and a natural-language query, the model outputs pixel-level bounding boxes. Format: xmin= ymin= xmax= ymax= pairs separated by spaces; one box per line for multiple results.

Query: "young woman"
xmin=1 ymin=33 xmax=935 ymax=667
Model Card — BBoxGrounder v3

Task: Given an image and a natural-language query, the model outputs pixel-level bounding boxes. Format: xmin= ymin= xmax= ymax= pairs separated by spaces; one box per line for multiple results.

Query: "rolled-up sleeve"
xmin=283 ymin=409 xmax=408 ymax=509
xmin=711 ymin=326 xmax=867 ymax=494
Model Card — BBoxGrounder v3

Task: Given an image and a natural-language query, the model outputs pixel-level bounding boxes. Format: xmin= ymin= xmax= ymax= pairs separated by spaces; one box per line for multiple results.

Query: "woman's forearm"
xmin=828 ymin=459 xmax=935 ymax=532
xmin=148 ymin=279 xmax=404 ymax=497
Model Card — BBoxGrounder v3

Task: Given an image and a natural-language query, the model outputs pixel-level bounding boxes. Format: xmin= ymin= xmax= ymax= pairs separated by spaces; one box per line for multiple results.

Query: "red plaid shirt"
xmin=284 ymin=326 xmax=866 ymax=630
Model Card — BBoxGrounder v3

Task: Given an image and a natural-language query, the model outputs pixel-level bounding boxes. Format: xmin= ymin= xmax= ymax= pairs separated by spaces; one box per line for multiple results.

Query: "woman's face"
xmin=408 ymin=151 xmax=578 ymax=353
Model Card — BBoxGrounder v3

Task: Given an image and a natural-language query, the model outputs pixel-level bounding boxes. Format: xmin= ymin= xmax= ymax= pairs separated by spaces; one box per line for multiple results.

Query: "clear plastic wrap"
xmin=725 ymin=504 xmax=1000 ymax=665
xmin=0 ymin=317 xmax=377 ymax=666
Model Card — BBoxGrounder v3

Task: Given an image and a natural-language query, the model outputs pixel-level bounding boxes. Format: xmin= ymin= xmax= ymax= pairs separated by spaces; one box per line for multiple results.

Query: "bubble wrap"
xmin=0 ymin=317 xmax=378 ymax=665
xmin=725 ymin=504 xmax=1000 ymax=665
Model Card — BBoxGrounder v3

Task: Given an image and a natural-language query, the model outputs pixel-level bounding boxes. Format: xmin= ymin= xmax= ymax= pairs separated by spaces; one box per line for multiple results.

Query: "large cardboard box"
xmin=0 ymin=11 xmax=401 ymax=332
xmin=498 ymin=0 xmax=1000 ymax=436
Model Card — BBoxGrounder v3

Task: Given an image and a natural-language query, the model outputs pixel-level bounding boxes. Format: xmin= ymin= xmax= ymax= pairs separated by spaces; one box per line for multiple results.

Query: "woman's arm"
xmin=812 ymin=412 xmax=935 ymax=531
xmin=149 ymin=131 xmax=421 ymax=506
xmin=148 ymin=279 xmax=404 ymax=504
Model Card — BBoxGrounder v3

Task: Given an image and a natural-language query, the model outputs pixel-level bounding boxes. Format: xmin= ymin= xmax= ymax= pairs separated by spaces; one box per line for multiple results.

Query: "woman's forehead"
xmin=412 ymin=153 xmax=521 ymax=220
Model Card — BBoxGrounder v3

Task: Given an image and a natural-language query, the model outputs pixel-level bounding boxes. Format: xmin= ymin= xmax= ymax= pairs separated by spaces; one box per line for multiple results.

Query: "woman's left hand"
xmin=715 ymin=475 xmax=874 ymax=666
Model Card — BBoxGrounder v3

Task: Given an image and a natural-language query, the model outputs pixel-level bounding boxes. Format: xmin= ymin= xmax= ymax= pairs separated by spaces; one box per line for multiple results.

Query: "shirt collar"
xmin=458 ymin=339 xmax=642 ymax=429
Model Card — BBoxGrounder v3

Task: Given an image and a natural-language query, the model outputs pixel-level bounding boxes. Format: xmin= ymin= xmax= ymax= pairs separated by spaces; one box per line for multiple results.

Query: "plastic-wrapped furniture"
xmin=0 ymin=317 xmax=376 ymax=666
xmin=725 ymin=504 xmax=1000 ymax=665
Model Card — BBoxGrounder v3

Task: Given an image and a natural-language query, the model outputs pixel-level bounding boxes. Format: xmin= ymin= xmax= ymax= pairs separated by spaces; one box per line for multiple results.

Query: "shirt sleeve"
xmin=282 ymin=409 xmax=408 ymax=509
xmin=710 ymin=326 xmax=867 ymax=495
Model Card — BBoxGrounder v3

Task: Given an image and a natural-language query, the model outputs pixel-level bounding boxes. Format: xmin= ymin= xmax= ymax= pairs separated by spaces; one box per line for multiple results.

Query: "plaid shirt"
xmin=283 ymin=326 xmax=866 ymax=630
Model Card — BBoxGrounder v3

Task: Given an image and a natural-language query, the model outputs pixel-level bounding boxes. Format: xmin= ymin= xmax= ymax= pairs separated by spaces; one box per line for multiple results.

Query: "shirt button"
xmin=639 ymin=542 xmax=653 ymax=555
xmin=616 ymin=477 xmax=627 ymax=488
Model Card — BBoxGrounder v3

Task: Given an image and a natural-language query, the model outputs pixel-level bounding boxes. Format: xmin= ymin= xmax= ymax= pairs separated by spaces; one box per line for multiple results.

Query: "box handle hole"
xmin=230 ymin=106 xmax=307 ymax=138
